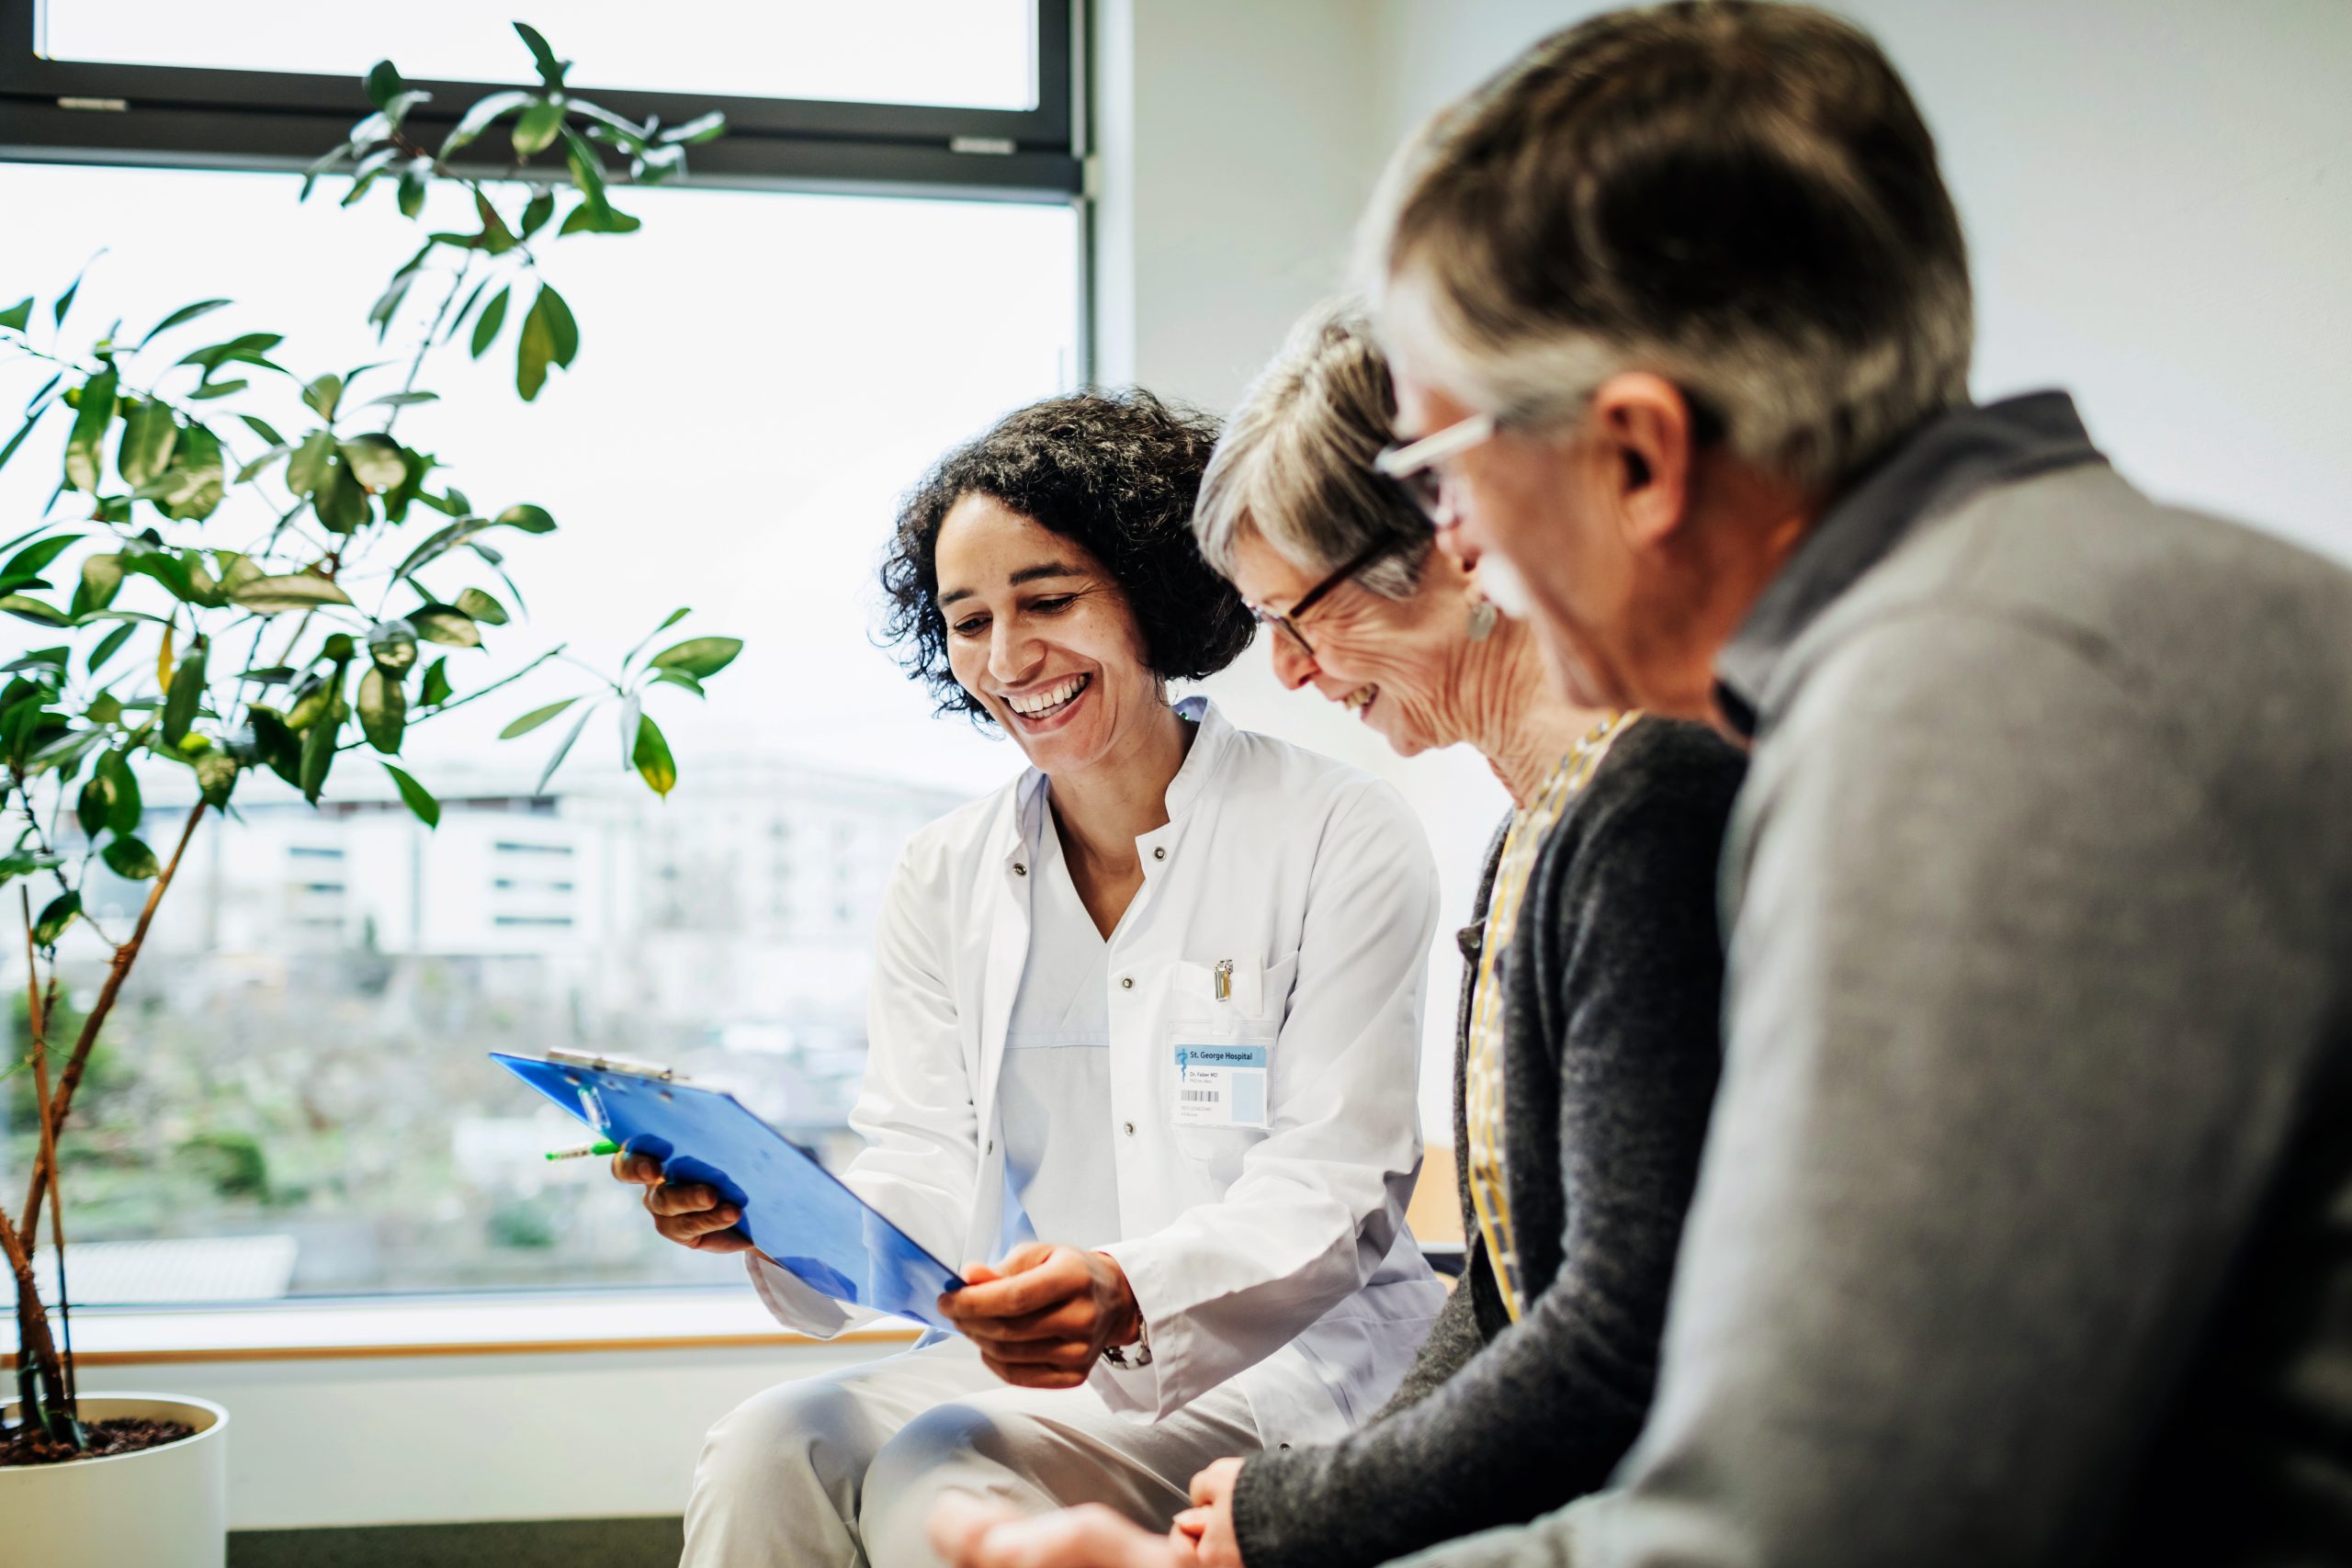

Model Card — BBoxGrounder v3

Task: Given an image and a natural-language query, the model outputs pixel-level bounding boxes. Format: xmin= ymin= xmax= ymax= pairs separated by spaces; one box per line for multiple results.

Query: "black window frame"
xmin=0 ymin=0 xmax=1080 ymax=202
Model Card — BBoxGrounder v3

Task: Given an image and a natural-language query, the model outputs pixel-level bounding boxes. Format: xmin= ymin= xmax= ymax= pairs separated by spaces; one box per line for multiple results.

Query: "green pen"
xmin=546 ymin=1138 xmax=621 ymax=1161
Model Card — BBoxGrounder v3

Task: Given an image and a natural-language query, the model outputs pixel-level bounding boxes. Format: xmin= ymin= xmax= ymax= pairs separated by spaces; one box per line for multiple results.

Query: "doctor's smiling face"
xmin=933 ymin=491 xmax=1162 ymax=779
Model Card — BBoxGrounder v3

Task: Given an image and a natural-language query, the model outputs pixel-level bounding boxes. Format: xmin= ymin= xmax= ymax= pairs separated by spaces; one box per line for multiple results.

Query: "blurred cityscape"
xmin=5 ymin=756 xmax=966 ymax=1304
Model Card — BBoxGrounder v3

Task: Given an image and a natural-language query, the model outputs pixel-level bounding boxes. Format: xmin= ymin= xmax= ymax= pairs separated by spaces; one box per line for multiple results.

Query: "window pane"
xmin=40 ymin=0 xmax=1039 ymax=110
xmin=1 ymin=164 xmax=1078 ymax=1301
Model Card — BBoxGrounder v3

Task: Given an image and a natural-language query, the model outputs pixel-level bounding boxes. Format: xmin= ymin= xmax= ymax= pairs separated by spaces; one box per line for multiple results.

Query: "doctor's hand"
xmin=930 ymin=1495 xmax=1192 ymax=1568
xmin=939 ymin=1241 xmax=1144 ymax=1389
xmin=609 ymin=1150 xmax=753 ymax=1254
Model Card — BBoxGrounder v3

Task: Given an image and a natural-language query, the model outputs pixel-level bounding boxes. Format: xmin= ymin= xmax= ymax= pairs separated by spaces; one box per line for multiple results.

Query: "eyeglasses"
xmin=1374 ymin=412 xmax=1499 ymax=526
xmin=1250 ymin=533 xmax=1406 ymax=660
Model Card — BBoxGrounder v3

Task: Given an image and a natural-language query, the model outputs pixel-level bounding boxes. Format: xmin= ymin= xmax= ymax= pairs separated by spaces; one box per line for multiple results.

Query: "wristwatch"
xmin=1102 ymin=1317 xmax=1153 ymax=1370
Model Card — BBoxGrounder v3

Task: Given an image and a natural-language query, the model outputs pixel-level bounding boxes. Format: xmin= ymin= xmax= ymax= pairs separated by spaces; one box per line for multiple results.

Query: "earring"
xmin=1465 ymin=596 xmax=1498 ymax=642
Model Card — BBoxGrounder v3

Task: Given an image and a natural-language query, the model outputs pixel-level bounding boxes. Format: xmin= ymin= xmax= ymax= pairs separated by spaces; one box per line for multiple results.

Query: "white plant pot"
xmin=0 ymin=1392 xmax=230 ymax=1568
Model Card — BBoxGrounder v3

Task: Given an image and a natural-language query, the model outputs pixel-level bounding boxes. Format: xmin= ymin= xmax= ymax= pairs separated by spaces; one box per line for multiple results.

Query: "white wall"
xmin=1370 ymin=0 xmax=2352 ymax=560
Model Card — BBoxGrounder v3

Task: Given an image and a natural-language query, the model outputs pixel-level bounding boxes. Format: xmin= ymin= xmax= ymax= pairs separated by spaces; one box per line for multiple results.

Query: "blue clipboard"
xmin=491 ymin=1051 xmax=965 ymax=1331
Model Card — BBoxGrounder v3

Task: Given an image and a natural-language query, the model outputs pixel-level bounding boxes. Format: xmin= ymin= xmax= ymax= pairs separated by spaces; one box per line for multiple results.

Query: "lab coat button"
xmin=1012 ymin=863 xmax=1026 ymax=876
xmin=1153 ymin=846 xmax=1166 ymax=861
xmin=1120 ymin=976 xmax=1134 ymax=989
xmin=1124 ymin=1122 xmax=1136 ymax=1136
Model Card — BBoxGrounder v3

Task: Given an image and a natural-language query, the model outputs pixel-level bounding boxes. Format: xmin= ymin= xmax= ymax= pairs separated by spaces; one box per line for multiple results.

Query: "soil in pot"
xmin=0 ymin=1416 xmax=195 ymax=1468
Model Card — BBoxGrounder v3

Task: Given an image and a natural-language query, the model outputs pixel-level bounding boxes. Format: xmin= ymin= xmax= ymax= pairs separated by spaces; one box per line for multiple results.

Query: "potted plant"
xmin=0 ymin=26 xmax=737 ymax=1563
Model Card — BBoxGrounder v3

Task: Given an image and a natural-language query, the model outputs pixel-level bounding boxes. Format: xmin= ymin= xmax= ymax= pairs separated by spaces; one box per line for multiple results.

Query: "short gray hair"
xmin=1194 ymin=300 xmax=1431 ymax=602
xmin=1363 ymin=1 xmax=1973 ymax=492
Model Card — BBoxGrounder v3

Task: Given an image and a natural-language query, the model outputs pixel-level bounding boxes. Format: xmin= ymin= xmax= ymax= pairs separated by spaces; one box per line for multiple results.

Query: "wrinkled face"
xmin=933 ymin=492 xmax=1160 ymax=778
xmin=1389 ymin=368 xmax=1640 ymax=714
xmin=1227 ymin=530 xmax=1475 ymax=759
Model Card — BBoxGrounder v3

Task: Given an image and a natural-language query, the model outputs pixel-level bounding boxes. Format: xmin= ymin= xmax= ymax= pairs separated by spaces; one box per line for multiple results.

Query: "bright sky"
xmin=0 ymin=162 xmax=1080 ymax=800
xmin=41 ymin=0 xmax=1036 ymax=108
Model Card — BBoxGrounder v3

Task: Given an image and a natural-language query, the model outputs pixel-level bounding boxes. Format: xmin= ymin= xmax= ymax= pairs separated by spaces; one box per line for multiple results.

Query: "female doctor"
xmin=616 ymin=390 xmax=1447 ymax=1568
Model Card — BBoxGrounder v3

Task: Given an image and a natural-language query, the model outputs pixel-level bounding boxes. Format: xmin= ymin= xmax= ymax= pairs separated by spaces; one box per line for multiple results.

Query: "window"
xmin=2 ymin=8 xmax=1081 ymax=1304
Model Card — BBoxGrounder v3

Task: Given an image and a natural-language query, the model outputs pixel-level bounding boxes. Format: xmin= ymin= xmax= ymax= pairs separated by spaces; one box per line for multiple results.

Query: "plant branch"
xmin=23 ymin=891 xmax=74 ymax=1405
xmin=16 ymin=800 xmax=207 ymax=1256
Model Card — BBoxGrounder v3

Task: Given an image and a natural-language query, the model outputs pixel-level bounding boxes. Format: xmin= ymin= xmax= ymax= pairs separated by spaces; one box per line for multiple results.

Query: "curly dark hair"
xmin=879 ymin=389 xmax=1255 ymax=724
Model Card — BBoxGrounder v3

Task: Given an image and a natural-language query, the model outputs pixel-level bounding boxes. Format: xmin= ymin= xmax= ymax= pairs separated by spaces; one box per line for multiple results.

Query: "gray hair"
xmin=1194 ymin=300 xmax=1431 ymax=602
xmin=1361 ymin=0 xmax=1973 ymax=492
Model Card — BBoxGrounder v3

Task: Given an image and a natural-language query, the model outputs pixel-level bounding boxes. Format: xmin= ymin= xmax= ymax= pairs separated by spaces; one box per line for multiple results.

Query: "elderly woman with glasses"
xmin=930 ymin=312 xmax=1744 ymax=1568
xmin=616 ymin=389 xmax=1450 ymax=1568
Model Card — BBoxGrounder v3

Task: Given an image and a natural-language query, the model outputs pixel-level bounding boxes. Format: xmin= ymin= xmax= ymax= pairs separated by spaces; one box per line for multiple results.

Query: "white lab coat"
xmin=747 ymin=698 xmax=1448 ymax=1447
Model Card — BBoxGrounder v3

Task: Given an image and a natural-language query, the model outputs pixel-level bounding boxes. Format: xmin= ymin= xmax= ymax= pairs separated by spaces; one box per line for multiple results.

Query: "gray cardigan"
xmin=1230 ymin=717 xmax=1746 ymax=1568
xmin=1388 ymin=395 xmax=2352 ymax=1568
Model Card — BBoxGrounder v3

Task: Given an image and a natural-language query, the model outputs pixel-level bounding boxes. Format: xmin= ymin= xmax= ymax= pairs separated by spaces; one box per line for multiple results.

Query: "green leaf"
xmin=384 ymin=762 xmax=440 ymax=828
xmin=453 ymin=587 xmax=508 ymax=626
xmin=397 ymin=162 xmax=429 ymax=220
xmin=298 ymin=682 xmax=344 ymax=802
xmin=77 ymin=773 xmax=109 ymax=835
xmin=497 ymin=502 xmax=557 ymax=534
xmin=238 ymin=412 xmax=288 ymax=448
xmin=102 ymin=834 xmax=161 ymax=881
xmin=439 ymin=88 xmax=534 ymax=158
xmin=53 ymin=261 xmax=93 ymax=329
xmin=99 ymin=747 xmax=141 ymax=832
xmin=4 ymin=534 xmax=76 ymax=579
xmin=367 ymin=390 xmax=438 ymax=410
xmin=364 ymin=60 xmax=405 ymax=113
xmin=1 ymin=594 xmax=68 ymax=626
xmin=286 ymin=429 xmax=336 ymax=496
xmin=88 ymin=621 xmax=136 ymax=672
xmin=0 ymin=405 xmax=48 ymax=478
xmin=368 ymin=616 xmax=419 ymax=674
xmin=632 ymin=713 xmax=676 ymax=797
xmin=474 ymin=190 xmax=517 ymax=254
xmin=519 ymin=188 xmax=556 ymax=238
xmin=117 ymin=398 xmax=179 ymax=487
xmin=135 ymin=299 xmax=231 ymax=350
xmin=537 ymin=284 xmax=578 ymax=367
xmin=419 ymin=656 xmax=453 ymax=708
xmin=313 ymin=462 xmax=370 ymax=534
xmin=558 ymin=202 xmax=640 ymax=236
xmin=358 ymin=665 xmax=406 ymax=753
xmin=650 ymin=637 xmax=742 ymax=680
xmin=194 ymin=750 xmax=240 ymax=807
xmin=650 ymin=668 xmax=706 ymax=698
xmin=340 ymin=434 xmax=409 ymax=491
xmin=560 ymin=125 xmax=613 ymax=220
xmin=659 ymin=110 xmax=728 ymax=146
xmin=230 ymin=572 xmax=355 ymax=614
xmin=514 ymin=96 xmax=566 ymax=158
xmin=501 ymin=696 xmax=577 ymax=739
xmin=0 ymin=296 xmax=31 ymax=332
xmin=302 ymin=373 xmax=344 ymax=421
xmin=64 ymin=365 xmax=119 ymax=491
xmin=75 ymin=552 xmax=123 ymax=615
xmin=152 ymin=423 xmax=225 ymax=522
xmin=248 ymin=705 xmax=301 ymax=785
xmin=516 ymin=297 xmax=555 ymax=400
xmin=33 ymin=891 xmax=79 ymax=946
xmin=410 ymin=604 xmax=481 ymax=648
xmin=514 ymin=21 xmax=565 ymax=86
xmin=470 ymin=286 xmax=510 ymax=359
xmin=162 ymin=637 xmax=208 ymax=745
xmin=536 ymin=701 xmax=596 ymax=791
xmin=235 ymin=443 xmax=293 ymax=485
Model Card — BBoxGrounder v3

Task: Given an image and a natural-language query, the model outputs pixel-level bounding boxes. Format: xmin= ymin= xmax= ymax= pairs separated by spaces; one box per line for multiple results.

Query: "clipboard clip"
xmin=547 ymin=1048 xmax=690 ymax=1084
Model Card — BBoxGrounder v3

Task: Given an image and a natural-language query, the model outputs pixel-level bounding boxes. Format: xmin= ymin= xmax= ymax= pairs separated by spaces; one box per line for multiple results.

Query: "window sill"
xmin=6 ymin=1287 xmax=923 ymax=1366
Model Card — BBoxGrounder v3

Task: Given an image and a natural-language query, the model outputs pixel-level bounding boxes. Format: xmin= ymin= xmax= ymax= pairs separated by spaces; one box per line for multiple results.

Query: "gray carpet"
xmin=229 ymin=1517 xmax=682 ymax=1568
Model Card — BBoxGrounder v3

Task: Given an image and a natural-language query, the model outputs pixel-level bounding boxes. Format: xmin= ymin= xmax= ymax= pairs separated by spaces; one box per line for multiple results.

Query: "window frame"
xmin=0 ymin=0 xmax=1080 ymax=201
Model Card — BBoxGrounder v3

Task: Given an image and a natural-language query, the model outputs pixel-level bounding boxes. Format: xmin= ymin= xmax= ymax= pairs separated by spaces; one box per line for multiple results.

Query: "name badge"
xmin=1171 ymin=1043 xmax=1270 ymax=1129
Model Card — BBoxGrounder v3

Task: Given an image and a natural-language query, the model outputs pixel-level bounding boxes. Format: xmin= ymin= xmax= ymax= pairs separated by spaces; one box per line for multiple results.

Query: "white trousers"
xmin=681 ymin=1337 xmax=1262 ymax=1568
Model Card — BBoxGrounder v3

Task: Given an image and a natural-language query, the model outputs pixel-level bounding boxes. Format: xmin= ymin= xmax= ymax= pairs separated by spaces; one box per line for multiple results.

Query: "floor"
xmin=229 ymin=1517 xmax=683 ymax=1568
